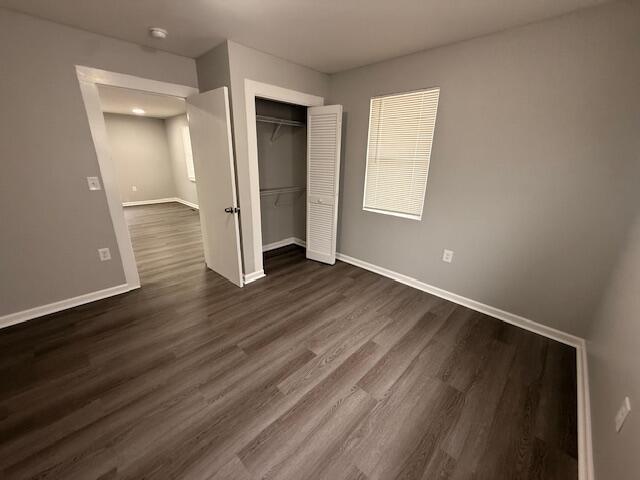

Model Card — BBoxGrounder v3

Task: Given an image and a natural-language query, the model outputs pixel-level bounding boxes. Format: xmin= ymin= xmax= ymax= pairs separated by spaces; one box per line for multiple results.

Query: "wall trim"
xmin=335 ymin=251 xmax=593 ymax=480
xmin=576 ymin=339 xmax=595 ymax=480
xmin=76 ymin=65 xmax=199 ymax=292
xmin=122 ymin=198 xmax=176 ymax=207
xmin=262 ymin=237 xmax=306 ymax=252
xmin=173 ymin=198 xmax=199 ymax=209
xmin=0 ymin=284 xmax=135 ymax=330
xmin=336 ymin=252 xmax=582 ymax=347
xmin=243 ymin=270 xmax=266 ymax=284
xmin=76 ymin=66 xmax=198 ymax=98
xmin=122 ymin=197 xmax=199 ymax=209
xmin=292 ymin=238 xmax=306 ymax=248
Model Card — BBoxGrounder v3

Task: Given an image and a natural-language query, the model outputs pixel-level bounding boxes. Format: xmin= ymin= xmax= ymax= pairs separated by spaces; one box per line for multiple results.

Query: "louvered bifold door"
xmin=306 ymin=105 xmax=343 ymax=264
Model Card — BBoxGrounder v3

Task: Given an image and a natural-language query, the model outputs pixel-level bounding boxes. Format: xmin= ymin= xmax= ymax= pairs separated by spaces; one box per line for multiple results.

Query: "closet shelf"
xmin=260 ymin=186 xmax=306 ymax=196
xmin=256 ymin=115 xmax=305 ymax=128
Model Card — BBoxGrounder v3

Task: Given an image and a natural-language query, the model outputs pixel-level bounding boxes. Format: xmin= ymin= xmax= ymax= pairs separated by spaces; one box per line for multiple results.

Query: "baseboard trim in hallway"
xmin=174 ymin=198 xmax=199 ymax=209
xmin=334 ymin=251 xmax=594 ymax=480
xmin=122 ymin=198 xmax=199 ymax=209
xmin=0 ymin=283 xmax=135 ymax=330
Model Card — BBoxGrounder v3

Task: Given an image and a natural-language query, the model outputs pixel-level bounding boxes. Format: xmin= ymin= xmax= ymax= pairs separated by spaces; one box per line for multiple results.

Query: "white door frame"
xmin=243 ymin=79 xmax=324 ymax=277
xmin=76 ymin=65 xmax=199 ymax=290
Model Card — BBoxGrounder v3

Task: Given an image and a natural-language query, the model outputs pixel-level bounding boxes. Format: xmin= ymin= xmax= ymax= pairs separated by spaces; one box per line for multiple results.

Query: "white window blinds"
xmin=363 ymin=88 xmax=440 ymax=220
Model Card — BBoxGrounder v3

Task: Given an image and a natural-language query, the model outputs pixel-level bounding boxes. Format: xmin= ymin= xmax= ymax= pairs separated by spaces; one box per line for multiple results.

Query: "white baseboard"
xmin=335 ymin=252 xmax=582 ymax=348
xmin=122 ymin=198 xmax=176 ymax=207
xmin=173 ymin=198 xmax=199 ymax=209
xmin=0 ymin=283 xmax=135 ymax=330
xmin=123 ymin=197 xmax=199 ymax=209
xmin=334 ymin=251 xmax=593 ymax=480
xmin=243 ymin=270 xmax=265 ymax=284
xmin=263 ymin=237 xmax=306 ymax=252
xmin=577 ymin=339 xmax=595 ymax=480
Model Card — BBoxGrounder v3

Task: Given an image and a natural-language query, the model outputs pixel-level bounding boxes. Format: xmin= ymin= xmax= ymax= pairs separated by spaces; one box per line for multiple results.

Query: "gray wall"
xmin=588 ymin=208 xmax=640 ymax=480
xmin=195 ymin=42 xmax=231 ymax=94
xmin=328 ymin=1 xmax=640 ymax=336
xmin=104 ymin=113 xmax=176 ymax=203
xmin=0 ymin=8 xmax=197 ymax=316
xmin=256 ymin=99 xmax=307 ymax=246
xmin=165 ymin=114 xmax=199 ymax=206
xmin=197 ymin=40 xmax=330 ymax=275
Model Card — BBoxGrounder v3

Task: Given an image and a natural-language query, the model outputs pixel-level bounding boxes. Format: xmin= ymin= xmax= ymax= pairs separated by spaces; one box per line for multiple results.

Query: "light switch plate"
xmin=442 ymin=249 xmax=454 ymax=263
xmin=87 ymin=176 xmax=102 ymax=191
xmin=615 ymin=396 xmax=631 ymax=433
xmin=98 ymin=248 xmax=111 ymax=262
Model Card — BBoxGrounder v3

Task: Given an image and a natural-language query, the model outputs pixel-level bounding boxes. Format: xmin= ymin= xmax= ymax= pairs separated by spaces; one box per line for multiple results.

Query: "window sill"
xmin=362 ymin=206 xmax=422 ymax=221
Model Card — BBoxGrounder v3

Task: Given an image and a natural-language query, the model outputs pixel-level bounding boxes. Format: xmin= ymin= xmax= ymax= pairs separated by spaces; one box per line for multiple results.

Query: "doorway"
xmin=77 ymin=66 xmax=243 ymax=289
xmin=96 ymin=84 xmax=203 ymax=286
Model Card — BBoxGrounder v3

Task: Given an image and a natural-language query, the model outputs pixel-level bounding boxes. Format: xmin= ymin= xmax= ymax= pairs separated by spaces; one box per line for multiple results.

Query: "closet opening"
xmin=255 ymin=98 xmax=308 ymax=273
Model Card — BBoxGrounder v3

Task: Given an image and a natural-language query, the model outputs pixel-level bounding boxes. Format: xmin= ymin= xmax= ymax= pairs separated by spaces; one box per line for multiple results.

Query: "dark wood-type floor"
xmin=0 ymin=203 xmax=578 ymax=479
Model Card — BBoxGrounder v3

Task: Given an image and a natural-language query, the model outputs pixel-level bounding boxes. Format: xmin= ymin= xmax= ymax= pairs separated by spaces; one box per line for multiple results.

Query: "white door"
xmin=306 ymin=105 xmax=343 ymax=264
xmin=186 ymin=87 xmax=243 ymax=287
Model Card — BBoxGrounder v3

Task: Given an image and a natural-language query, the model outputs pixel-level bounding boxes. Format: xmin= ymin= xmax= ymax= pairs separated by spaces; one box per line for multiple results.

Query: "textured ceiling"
xmin=1 ymin=0 xmax=612 ymax=73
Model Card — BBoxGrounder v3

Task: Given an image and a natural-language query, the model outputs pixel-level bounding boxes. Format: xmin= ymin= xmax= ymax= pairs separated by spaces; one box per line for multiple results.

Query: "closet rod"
xmin=256 ymin=115 xmax=305 ymax=128
xmin=260 ymin=186 xmax=306 ymax=196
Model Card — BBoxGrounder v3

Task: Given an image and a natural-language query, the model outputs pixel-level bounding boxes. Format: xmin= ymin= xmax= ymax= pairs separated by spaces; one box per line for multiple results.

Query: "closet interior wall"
xmin=256 ymin=98 xmax=307 ymax=251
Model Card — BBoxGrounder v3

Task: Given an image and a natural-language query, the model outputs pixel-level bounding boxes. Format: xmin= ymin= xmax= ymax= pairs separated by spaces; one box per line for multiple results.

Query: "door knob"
xmin=224 ymin=207 xmax=240 ymax=213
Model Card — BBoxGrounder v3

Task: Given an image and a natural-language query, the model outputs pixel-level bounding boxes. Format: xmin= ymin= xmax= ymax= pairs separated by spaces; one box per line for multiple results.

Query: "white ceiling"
xmin=1 ymin=0 xmax=612 ymax=73
xmin=97 ymin=85 xmax=186 ymax=119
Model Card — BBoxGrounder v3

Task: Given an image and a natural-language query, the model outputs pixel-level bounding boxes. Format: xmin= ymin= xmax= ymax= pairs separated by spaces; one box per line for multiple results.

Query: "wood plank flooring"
xmin=0 ymin=202 xmax=578 ymax=479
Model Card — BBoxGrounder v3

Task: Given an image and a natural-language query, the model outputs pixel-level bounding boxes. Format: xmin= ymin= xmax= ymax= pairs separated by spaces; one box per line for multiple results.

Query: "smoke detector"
xmin=149 ymin=27 xmax=168 ymax=39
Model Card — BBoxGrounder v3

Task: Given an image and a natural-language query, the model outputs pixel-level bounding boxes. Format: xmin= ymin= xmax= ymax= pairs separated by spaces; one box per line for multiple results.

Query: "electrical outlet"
xmin=132 ymin=185 xmax=137 ymax=192
xmin=615 ymin=397 xmax=631 ymax=433
xmin=87 ymin=176 xmax=102 ymax=191
xmin=442 ymin=249 xmax=454 ymax=263
xmin=98 ymin=248 xmax=111 ymax=262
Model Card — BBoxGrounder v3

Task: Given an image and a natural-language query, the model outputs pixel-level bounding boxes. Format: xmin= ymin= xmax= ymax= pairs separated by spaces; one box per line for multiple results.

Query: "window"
xmin=363 ymin=87 xmax=440 ymax=220
xmin=182 ymin=125 xmax=196 ymax=182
